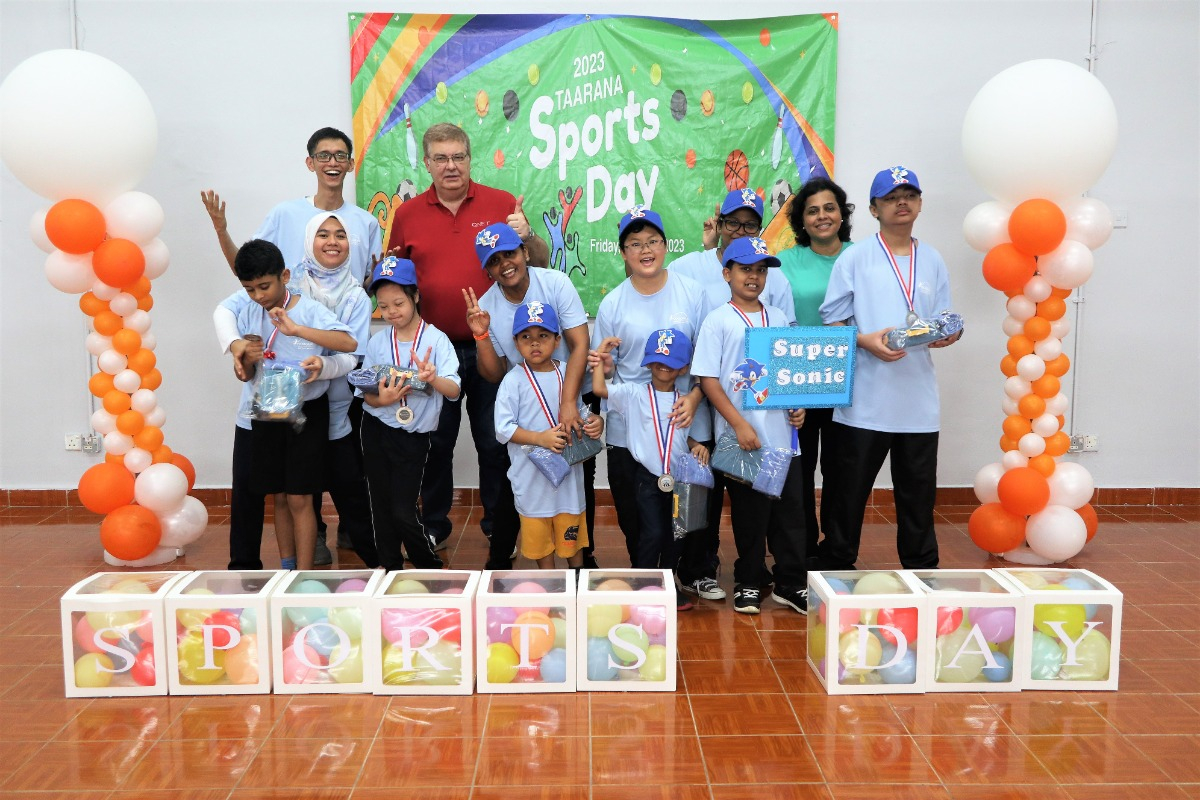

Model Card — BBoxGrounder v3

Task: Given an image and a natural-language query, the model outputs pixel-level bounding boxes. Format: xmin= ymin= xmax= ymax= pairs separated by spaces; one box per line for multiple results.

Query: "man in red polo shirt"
xmin=386 ymin=122 xmax=549 ymax=565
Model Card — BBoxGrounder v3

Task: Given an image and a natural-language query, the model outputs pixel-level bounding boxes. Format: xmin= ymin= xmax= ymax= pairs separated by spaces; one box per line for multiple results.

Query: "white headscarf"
xmin=291 ymin=211 xmax=358 ymax=313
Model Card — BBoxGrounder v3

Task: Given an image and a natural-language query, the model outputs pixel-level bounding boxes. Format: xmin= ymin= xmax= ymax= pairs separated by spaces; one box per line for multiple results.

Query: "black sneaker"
xmin=312 ymin=538 xmax=333 ymax=567
xmin=733 ymin=585 xmax=761 ymax=615
xmin=771 ymin=586 xmax=809 ymax=615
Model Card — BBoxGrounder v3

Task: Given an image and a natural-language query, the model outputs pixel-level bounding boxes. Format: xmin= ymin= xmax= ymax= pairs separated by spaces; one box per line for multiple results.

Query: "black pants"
xmin=820 ymin=422 xmax=940 ymax=570
xmin=631 ymin=463 xmax=685 ymax=571
xmin=796 ymin=407 xmax=834 ymax=558
xmin=323 ymin=431 xmax=378 ymax=568
xmin=606 ymin=445 xmax=642 ymax=565
xmin=314 ymin=395 xmax=365 ymax=540
xmin=676 ymin=441 xmax=724 ymax=585
xmin=229 ymin=425 xmax=264 ymax=570
xmin=724 ymin=457 xmax=807 ymax=590
xmin=361 ymin=413 xmax=442 ymax=571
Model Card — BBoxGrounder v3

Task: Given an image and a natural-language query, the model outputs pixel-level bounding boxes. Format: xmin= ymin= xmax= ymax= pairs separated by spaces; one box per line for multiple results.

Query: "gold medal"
xmin=395 ymin=406 xmax=415 ymax=427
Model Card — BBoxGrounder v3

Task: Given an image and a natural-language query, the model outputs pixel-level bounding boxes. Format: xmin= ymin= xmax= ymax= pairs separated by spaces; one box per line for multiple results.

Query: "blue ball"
xmin=586 ymin=637 xmax=618 ymax=681
xmin=297 ymin=622 xmax=343 ymax=658
xmin=539 ymin=648 xmax=568 ymax=683
xmin=880 ymin=648 xmax=918 ymax=684
xmin=982 ymin=651 xmax=1014 ymax=683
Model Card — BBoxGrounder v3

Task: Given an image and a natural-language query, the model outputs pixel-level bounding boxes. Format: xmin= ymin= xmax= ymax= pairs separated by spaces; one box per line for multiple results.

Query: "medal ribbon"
xmin=263 ymin=290 xmax=291 ymax=359
xmin=727 ymin=300 xmax=769 ymax=328
xmin=390 ymin=320 xmax=426 ymax=408
xmin=648 ymin=385 xmax=679 ymax=477
xmin=875 ymin=233 xmax=919 ymax=315
xmin=522 ymin=362 xmax=563 ymax=428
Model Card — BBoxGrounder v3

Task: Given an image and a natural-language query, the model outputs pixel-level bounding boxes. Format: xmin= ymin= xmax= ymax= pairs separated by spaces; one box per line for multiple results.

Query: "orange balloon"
xmin=152 ymin=445 xmax=174 ymax=464
xmin=111 ymin=328 xmax=142 ymax=356
xmin=116 ymin=410 xmax=145 ymax=436
xmin=997 ymin=466 xmax=1050 ymax=516
xmin=1056 ymin=414 xmax=1066 ymax=430
xmin=1031 ymin=374 xmax=1060 ymax=398
xmin=126 ymin=349 xmax=157 ymax=376
xmin=1007 ymin=335 xmax=1035 ymax=358
xmin=137 ymin=294 xmax=154 ymax=312
xmin=1028 ymin=454 xmax=1057 ymax=477
xmin=126 ymin=276 xmax=152 ymax=298
xmin=1000 ymin=355 xmax=1018 ymax=378
xmin=79 ymin=292 xmax=108 ymax=317
xmin=171 ymin=453 xmax=197 ymax=491
xmin=999 ymin=435 xmax=1018 ymax=453
xmin=105 ymin=453 xmax=124 ymax=464
xmin=1017 ymin=393 xmax=1046 ymax=418
xmin=1044 ymin=432 xmax=1071 ymax=457
xmin=45 ymin=199 xmax=106 ymax=254
xmin=102 ymin=390 xmax=132 ymax=415
xmin=92 ymin=310 xmax=123 ymax=337
xmin=1076 ymin=503 xmax=1099 ymax=542
xmin=134 ymin=425 xmax=164 ymax=452
xmin=92 ymin=238 xmax=146 ymax=288
xmin=77 ymin=462 xmax=136 ymax=515
xmin=1036 ymin=297 xmax=1067 ymax=321
xmin=140 ymin=368 xmax=163 ymax=390
xmin=1050 ymin=286 xmax=1073 ymax=299
xmin=982 ymin=243 xmax=1037 ymax=294
xmin=88 ymin=371 xmax=115 ymax=398
xmin=1002 ymin=415 xmax=1032 ymax=440
xmin=968 ymin=503 xmax=1028 ymax=554
xmin=1008 ymin=199 xmax=1067 ymax=256
xmin=1045 ymin=354 xmax=1071 ymax=377
xmin=99 ymin=504 xmax=162 ymax=560
xmin=1023 ymin=316 xmax=1051 ymax=342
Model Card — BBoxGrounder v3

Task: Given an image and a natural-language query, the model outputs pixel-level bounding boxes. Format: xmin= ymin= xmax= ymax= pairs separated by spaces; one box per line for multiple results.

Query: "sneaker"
xmin=771 ymin=586 xmax=809 ymax=615
xmin=733 ymin=585 xmax=761 ymax=615
xmin=312 ymin=539 xmax=333 ymax=567
xmin=433 ymin=537 xmax=450 ymax=552
xmin=680 ymin=577 xmax=726 ymax=601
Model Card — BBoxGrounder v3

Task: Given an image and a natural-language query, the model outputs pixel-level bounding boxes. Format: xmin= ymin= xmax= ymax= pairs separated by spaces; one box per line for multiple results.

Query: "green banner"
xmin=350 ymin=13 xmax=838 ymax=312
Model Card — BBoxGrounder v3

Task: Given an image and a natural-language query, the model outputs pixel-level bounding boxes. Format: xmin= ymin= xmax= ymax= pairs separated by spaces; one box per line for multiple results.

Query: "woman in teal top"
xmin=776 ymin=177 xmax=855 ymax=565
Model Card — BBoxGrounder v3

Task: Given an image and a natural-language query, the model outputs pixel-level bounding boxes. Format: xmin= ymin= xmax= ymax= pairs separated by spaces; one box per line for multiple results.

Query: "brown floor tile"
xmin=889 ymin=694 xmax=1012 ymax=736
xmin=826 ymin=786 xmax=951 ymax=800
xmin=791 ymin=693 xmax=905 ymax=735
xmin=592 ymin=734 xmax=706 ymax=783
xmin=1128 ymin=734 xmax=1200 ymax=782
xmin=238 ymin=737 xmax=371 ymax=787
xmin=162 ymin=695 xmax=291 ymax=740
xmin=986 ymin=696 xmax=1112 ymax=736
xmin=808 ymin=734 xmax=937 ymax=783
xmin=1085 ymin=693 xmax=1200 ymax=735
xmin=1062 ymin=786 xmax=1192 ymax=800
xmin=271 ymin=695 xmax=387 ymax=739
xmin=1023 ymin=734 xmax=1170 ymax=783
xmin=700 ymin=734 xmax=823 ymax=783
xmin=124 ymin=736 xmax=263 ymax=789
xmin=484 ymin=693 xmax=590 ymax=737
xmin=378 ymin=695 xmax=490 ymax=738
xmin=713 ymin=785 xmax=834 ymax=800
xmin=914 ymin=734 xmax=1054 ymax=784
xmin=682 ymin=658 xmax=785 ymax=694
xmin=475 ymin=735 xmax=589 ymax=785
xmin=229 ymin=790 xmax=352 ymax=800
xmin=950 ymin=787 xmax=1074 ymax=800
xmin=589 ymin=693 xmax=697 ymax=737
xmin=108 ymin=791 xmax=233 ymax=800
xmin=471 ymin=788 xmax=588 ymax=800
xmin=349 ymin=790 xmax=470 ymax=800
xmin=691 ymin=692 xmax=802 ymax=735
xmin=357 ymin=736 xmax=479 ymax=787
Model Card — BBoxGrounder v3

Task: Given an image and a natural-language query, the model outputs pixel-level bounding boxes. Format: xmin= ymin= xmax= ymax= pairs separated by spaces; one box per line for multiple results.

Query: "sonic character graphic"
xmin=730 ymin=358 xmax=770 ymax=405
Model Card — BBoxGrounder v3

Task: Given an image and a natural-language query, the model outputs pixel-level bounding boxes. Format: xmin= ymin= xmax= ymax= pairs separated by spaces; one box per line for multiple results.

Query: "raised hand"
xmin=200 ymin=190 xmax=227 ymax=234
xmin=701 ymin=203 xmax=720 ymax=250
xmin=463 ymin=287 xmax=492 ymax=338
xmin=507 ymin=195 xmax=532 ymax=241
xmin=414 ymin=346 xmax=439 ymax=383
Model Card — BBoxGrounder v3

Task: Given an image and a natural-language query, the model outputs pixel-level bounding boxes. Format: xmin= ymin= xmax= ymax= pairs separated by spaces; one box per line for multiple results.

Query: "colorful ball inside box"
xmin=71 ymin=577 xmax=161 ymax=690
xmin=583 ymin=578 xmax=671 ymax=683
xmin=380 ymin=576 xmax=467 ymax=686
xmin=1010 ymin=572 xmax=1112 ymax=681
xmin=274 ymin=577 xmax=370 ymax=684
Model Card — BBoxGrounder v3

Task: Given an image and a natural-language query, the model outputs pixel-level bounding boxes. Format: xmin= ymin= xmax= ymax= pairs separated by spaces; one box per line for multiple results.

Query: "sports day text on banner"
xmin=349 ymin=12 xmax=839 ymax=313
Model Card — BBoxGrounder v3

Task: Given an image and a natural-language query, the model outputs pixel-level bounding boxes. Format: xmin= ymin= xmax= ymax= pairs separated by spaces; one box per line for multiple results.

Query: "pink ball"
xmin=336 ymin=579 xmax=368 ymax=594
xmin=281 ymin=642 xmax=323 ymax=684
xmin=628 ymin=604 xmax=667 ymax=637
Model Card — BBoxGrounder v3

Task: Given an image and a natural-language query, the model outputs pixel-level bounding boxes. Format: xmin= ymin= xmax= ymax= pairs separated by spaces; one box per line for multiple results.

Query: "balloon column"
xmin=960 ymin=59 xmax=1117 ymax=565
xmin=0 ymin=50 xmax=207 ymax=565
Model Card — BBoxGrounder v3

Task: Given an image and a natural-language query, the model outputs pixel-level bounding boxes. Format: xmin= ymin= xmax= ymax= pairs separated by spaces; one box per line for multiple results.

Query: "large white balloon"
xmin=134 ymin=463 xmax=189 ymax=514
xmin=30 ymin=208 xmax=55 ymax=253
xmin=44 ymin=251 xmax=96 ymax=294
xmin=1063 ymin=196 xmax=1114 ymax=250
xmin=90 ymin=408 xmax=117 ymax=435
xmin=0 ymin=50 xmax=157 ymax=203
xmin=142 ymin=238 xmax=170 ymax=280
xmin=962 ymin=201 xmax=1012 ymax=252
xmin=157 ymin=496 xmax=208 ymax=548
xmin=973 ymin=462 xmax=1005 ymax=504
xmin=1016 ymin=354 xmax=1045 ymax=382
xmin=1039 ymin=239 xmax=1095 ymax=289
xmin=1048 ymin=462 xmax=1095 ymax=508
xmin=104 ymin=191 xmax=165 ymax=244
xmin=1025 ymin=505 xmax=1088 ymax=562
xmin=962 ymin=59 xmax=1118 ymax=204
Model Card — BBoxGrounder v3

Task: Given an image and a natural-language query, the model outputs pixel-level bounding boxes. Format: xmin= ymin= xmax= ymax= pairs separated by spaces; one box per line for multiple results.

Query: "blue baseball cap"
xmin=870 ymin=165 xmax=922 ymax=199
xmin=368 ymin=255 xmax=417 ymax=295
xmin=474 ymin=223 xmax=524 ymax=269
xmin=720 ymin=188 xmax=764 ymax=219
xmin=641 ymin=328 xmax=693 ymax=370
xmin=617 ymin=205 xmax=666 ymax=247
xmin=722 ymin=236 xmax=780 ymax=269
xmin=512 ymin=299 xmax=560 ymax=336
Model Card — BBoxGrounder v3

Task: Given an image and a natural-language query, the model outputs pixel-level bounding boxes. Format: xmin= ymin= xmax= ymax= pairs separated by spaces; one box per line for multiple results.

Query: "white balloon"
xmin=1016 ymin=354 xmax=1046 ymax=381
xmin=103 ymin=430 xmax=133 ymax=455
xmin=1001 ymin=450 xmax=1030 ymax=470
xmin=1039 ymin=239 xmax=1094 ymax=289
xmin=130 ymin=388 xmax=157 ymax=414
xmin=1006 ymin=295 xmax=1036 ymax=322
xmin=123 ymin=447 xmax=153 ymax=475
xmin=962 ymin=59 xmax=1118 ymax=204
xmin=1044 ymin=392 xmax=1069 ymax=416
xmin=125 ymin=310 xmax=152 ymax=334
xmin=1032 ymin=413 xmax=1061 ymax=438
xmin=1050 ymin=317 xmax=1071 ymax=339
xmin=44 ymin=251 xmax=96 ymax=294
xmin=1001 ymin=316 xmax=1024 ymax=337
xmin=91 ymin=280 xmax=120 ymax=301
xmin=1048 ymin=462 xmax=1094 ymax=508
xmin=1023 ymin=275 xmax=1052 ymax=303
xmin=1063 ymin=196 xmax=1114 ymax=250
xmin=1005 ymin=376 xmax=1032 ymax=400
xmin=974 ymin=462 xmax=1005 ymax=504
xmin=90 ymin=408 xmax=117 ymax=435
xmin=157 ymin=496 xmax=208 ymax=548
xmin=109 ymin=292 xmax=138 ymax=317
xmin=113 ymin=369 xmax=142 ymax=393
xmin=1000 ymin=546 xmax=1057 ymax=566
xmin=30 ymin=208 xmax=54 ymax=253
xmin=85 ymin=332 xmax=112 ymax=356
xmin=962 ymin=201 xmax=1012 ymax=252
xmin=1002 ymin=396 xmax=1019 ymax=416
xmin=142 ymin=238 xmax=170 ymax=280
xmin=1018 ymin=432 xmax=1047 ymax=457
xmin=141 ymin=331 xmax=157 ymax=351
xmin=134 ymin=463 xmax=189 ymax=515
xmin=1034 ymin=336 xmax=1063 ymax=361
xmin=0 ymin=49 xmax=157 ymax=203
xmin=1025 ymin=505 xmax=1087 ymax=562
xmin=145 ymin=406 xmax=166 ymax=428
xmin=97 ymin=349 xmax=127 ymax=375
xmin=103 ymin=191 xmax=165 ymax=244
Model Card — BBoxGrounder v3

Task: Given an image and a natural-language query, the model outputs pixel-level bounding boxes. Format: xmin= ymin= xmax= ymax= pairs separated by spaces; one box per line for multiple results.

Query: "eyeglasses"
xmin=312 ymin=151 xmax=350 ymax=163
xmin=428 ymin=153 xmax=470 ymax=165
xmin=623 ymin=238 xmax=666 ymax=253
xmin=721 ymin=218 xmax=762 ymax=234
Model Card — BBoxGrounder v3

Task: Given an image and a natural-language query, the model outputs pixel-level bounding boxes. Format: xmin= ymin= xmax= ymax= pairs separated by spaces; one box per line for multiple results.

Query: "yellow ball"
xmin=74 ymin=652 xmax=115 ymax=689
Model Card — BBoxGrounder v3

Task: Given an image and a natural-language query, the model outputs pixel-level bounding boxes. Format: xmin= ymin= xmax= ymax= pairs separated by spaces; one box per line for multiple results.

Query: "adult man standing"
xmin=386 ymin=123 xmax=550 ymax=564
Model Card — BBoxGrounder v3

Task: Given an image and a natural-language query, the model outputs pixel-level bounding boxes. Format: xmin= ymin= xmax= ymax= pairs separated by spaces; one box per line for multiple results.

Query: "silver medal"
xmin=906 ymin=310 xmax=919 ymax=327
xmin=658 ymin=474 xmax=675 ymax=493
xmin=395 ymin=406 xmax=415 ymax=427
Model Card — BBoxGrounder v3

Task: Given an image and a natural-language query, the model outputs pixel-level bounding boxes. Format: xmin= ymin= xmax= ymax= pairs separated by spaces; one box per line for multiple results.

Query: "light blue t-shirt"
xmin=495 ymin=360 xmax=586 ymax=517
xmin=357 ymin=322 xmax=461 ymax=432
xmin=670 ymin=247 xmax=797 ymax=322
xmin=819 ymin=236 xmax=952 ymax=433
xmin=605 ymin=383 xmax=694 ymax=478
xmin=480 ymin=267 xmax=588 ymax=369
xmin=591 ymin=272 xmax=708 ymax=448
xmin=254 ymin=198 xmax=382 ymax=284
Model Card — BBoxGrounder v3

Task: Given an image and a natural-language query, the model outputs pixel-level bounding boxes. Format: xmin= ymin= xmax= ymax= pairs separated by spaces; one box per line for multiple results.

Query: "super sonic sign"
xmin=740 ymin=326 xmax=857 ymax=410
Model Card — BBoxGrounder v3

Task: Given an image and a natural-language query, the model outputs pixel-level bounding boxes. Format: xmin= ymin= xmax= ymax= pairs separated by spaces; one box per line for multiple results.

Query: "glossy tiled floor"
xmin=1 ymin=498 xmax=1198 ymax=799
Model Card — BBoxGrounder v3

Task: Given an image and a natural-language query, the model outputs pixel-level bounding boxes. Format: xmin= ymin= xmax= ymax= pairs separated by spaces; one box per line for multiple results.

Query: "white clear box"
xmin=368 ymin=570 xmax=480 ymax=695
xmin=911 ymin=569 xmax=1026 ymax=692
xmin=475 ymin=570 xmax=576 ymax=693
xmin=268 ymin=569 xmax=385 ymax=694
xmin=996 ymin=568 xmax=1122 ymax=691
xmin=806 ymin=570 xmax=927 ymax=694
xmin=165 ymin=570 xmax=288 ymax=695
xmin=575 ymin=569 xmax=677 ymax=691
xmin=61 ymin=571 xmax=191 ymax=697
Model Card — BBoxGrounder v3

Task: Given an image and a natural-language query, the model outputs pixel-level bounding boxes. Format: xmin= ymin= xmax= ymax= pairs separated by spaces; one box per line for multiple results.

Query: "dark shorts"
xmin=250 ymin=394 xmax=329 ymax=496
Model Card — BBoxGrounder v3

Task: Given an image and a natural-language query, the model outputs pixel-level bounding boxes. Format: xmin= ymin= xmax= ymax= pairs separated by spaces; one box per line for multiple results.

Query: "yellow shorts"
xmin=519 ymin=512 xmax=589 ymax=560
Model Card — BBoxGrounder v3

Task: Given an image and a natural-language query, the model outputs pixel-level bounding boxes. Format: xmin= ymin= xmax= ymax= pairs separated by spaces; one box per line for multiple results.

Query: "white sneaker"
xmin=681 ymin=577 xmax=726 ymax=601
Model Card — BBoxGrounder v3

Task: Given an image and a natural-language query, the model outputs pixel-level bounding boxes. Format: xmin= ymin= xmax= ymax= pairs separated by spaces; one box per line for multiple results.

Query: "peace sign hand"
xmin=414 ymin=346 xmax=439 ymax=384
xmin=463 ymin=287 xmax=492 ymax=339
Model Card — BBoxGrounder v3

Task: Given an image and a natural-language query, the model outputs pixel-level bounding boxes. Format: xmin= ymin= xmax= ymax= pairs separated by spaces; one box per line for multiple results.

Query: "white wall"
xmin=2 ymin=0 xmax=1197 ymax=491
